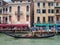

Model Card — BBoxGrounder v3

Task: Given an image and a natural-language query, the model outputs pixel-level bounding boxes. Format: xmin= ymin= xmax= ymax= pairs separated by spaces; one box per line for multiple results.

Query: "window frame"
xmin=9 ymin=6 xmax=12 ymax=12
xmin=48 ymin=2 xmax=54 ymax=6
xmin=37 ymin=9 xmax=40 ymax=13
xmin=26 ymin=15 xmax=29 ymax=21
xmin=17 ymin=6 xmax=20 ymax=12
xmin=42 ymin=9 xmax=46 ymax=13
xmin=26 ymin=5 xmax=29 ymax=12
xmin=37 ymin=2 xmax=40 ymax=7
xmin=48 ymin=9 xmax=54 ymax=13
xmin=0 ymin=2 xmax=2 ymax=6
xmin=43 ymin=2 xmax=45 ymax=7
xmin=37 ymin=17 xmax=40 ymax=23
xmin=43 ymin=17 xmax=45 ymax=23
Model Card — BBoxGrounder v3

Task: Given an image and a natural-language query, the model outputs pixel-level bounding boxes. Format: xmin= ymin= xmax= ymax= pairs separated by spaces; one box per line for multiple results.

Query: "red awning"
xmin=14 ymin=24 xmax=28 ymax=27
xmin=0 ymin=24 xmax=7 ymax=27
xmin=0 ymin=24 xmax=28 ymax=27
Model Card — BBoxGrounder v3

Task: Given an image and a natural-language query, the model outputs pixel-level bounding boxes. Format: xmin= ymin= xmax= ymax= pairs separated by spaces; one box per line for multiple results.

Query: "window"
xmin=48 ymin=17 xmax=50 ymax=22
xmin=37 ymin=2 xmax=40 ymax=7
xmin=5 ymin=17 xmax=8 ymax=23
xmin=51 ymin=9 xmax=54 ymax=13
xmin=3 ymin=8 xmax=8 ymax=13
xmin=56 ymin=17 xmax=59 ymax=21
xmin=26 ymin=15 xmax=29 ymax=21
xmin=37 ymin=17 xmax=40 ymax=23
xmin=51 ymin=17 xmax=54 ymax=22
xmin=48 ymin=9 xmax=54 ymax=13
xmin=43 ymin=2 xmax=45 ymax=7
xmin=37 ymin=9 xmax=40 ymax=13
xmin=48 ymin=2 xmax=50 ymax=6
xmin=48 ymin=2 xmax=53 ymax=6
xmin=3 ymin=17 xmax=5 ymax=23
xmin=0 ymin=2 xmax=1 ymax=5
xmin=48 ymin=16 xmax=54 ymax=23
xmin=3 ymin=8 xmax=5 ymax=12
xmin=48 ymin=9 xmax=50 ymax=13
xmin=9 ymin=16 xmax=12 ymax=21
xmin=9 ymin=6 xmax=12 ymax=12
xmin=56 ymin=3 xmax=58 ymax=6
xmin=6 ymin=8 xmax=8 ymax=12
xmin=17 ymin=15 xmax=20 ymax=21
xmin=56 ymin=9 xmax=59 ymax=13
xmin=3 ymin=17 xmax=8 ymax=23
xmin=43 ymin=17 xmax=45 ymax=23
xmin=0 ymin=9 xmax=2 ymax=14
xmin=18 ymin=6 xmax=20 ymax=12
xmin=26 ymin=5 xmax=29 ymax=12
xmin=42 ymin=9 xmax=46 ymax=13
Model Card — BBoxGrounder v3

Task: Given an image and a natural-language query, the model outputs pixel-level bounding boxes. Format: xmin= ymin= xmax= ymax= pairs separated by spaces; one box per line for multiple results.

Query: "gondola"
xmin=12 ymin=34 xmax=55 ymax=38
xmin=5 ymin=32 xmax=55 ymax=38
xmin=0 ymin=24 xmax=56 ymax=38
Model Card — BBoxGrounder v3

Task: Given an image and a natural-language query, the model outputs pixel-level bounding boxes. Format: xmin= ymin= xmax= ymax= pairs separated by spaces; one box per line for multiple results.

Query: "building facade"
xmin=55 ymin=0 xmax=60 ymax=31
xmin=33 ymin=0 xmax=60 ymax=30
xmin=0 ymin=0 xmax=34 ymax=27
xmin=8 ymin=0 xmax=33 ymax=27
xmin=0 ymin=0 xmax=8 ymax=24
xmin=0 ymin=0 xmax=60 ymax=30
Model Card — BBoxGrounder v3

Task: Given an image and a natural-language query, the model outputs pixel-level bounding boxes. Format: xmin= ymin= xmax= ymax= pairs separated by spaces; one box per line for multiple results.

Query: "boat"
xmin=4 ymin=31 xmax=56 ymax=38
xmin=11 ymin=34 xmax=55 ymax=38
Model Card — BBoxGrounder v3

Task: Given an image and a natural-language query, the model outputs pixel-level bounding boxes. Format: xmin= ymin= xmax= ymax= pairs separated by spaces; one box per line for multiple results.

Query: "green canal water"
xmin=0 ymin=33 xmax=60 ymax=45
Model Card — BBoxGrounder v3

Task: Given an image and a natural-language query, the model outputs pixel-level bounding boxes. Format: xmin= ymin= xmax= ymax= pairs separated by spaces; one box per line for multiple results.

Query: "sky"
xmin=4 ymin=0 xmax=11 ymax=2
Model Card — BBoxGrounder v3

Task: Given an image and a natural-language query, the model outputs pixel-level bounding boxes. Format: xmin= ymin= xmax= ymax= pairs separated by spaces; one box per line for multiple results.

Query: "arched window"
xmin=6 ymin=8 xmax=8 ymax=12
xmin=26 ymin=5 xmax=29 ymax=12
xmin=9 ymin=6 xmax=12 ymax=12
xmin=18 ymin=6 xmax=20 ymax=12
xmin=37 ymin=17 xmax=40 ymax=23
xmin=26 ymin=15 xmax=29 ymax=21
xmin=0 ymin=17 xmax=1 ymax=24
xmin=5 ymin=17 xmax=8 ymax=23
xmin=3 ymin=17 xmax=5 ymax=23
xmin=9 ymin=16 xmax=12 ymax=21
xmin=17 ymin=15 xmax=20 ymax=21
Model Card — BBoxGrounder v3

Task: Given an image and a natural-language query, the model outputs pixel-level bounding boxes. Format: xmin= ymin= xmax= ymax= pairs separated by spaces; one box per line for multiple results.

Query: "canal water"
xmin=0 ymin=33 xmax=60 ymax=45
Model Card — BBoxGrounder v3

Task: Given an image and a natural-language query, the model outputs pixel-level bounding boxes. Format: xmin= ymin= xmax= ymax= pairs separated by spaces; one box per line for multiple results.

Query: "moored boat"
xmin=5 ymin=30 xmax=56 ymax=38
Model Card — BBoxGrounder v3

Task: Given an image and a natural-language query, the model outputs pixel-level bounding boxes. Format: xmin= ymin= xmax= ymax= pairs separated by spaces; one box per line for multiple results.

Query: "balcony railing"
xmin=56 ymin=21 xmax=60 ymax=24
xmin=15 ymin=11 xmax=23 ymax=15
xmin=55 ymin=6 xmax=60 ymax=8
xmin=48 ymin=21 xmax=54 ymax=24
xmin=3 ymin=12 xmax=8 ymax=15
xmin=55 ymin=13 xmax=60 ymax=15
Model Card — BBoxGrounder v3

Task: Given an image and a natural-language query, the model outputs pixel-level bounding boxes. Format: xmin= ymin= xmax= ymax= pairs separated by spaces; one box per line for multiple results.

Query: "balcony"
xmin=55 ymin=6 xmax=60 ymax=8
xmin=56 ymin=21 xmax=60 ymax=24
xmin=15 ymin=11 xmax=23 ymax=15
xmin=48 ymin=21 xmax=54 ymax=24
xmin=55 ymin=13 xmax=60 ymax=15
xmin=3 ymin=12 xmax=8 ymax=15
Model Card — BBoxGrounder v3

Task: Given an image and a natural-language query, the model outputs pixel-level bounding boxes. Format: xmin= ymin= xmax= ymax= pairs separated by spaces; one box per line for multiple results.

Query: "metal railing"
xmin=3 ymin=11 xmax=8 ymax=15
xmin=48 ymin=21 xmax=54 ymax=23
xmin=55 ymin=13 xmax=60 ymax=15
xmin=15 ymin=11 xmax=23 ymax=15
xmin=56 ymin=21 xmax=60 ymax=24
xmin=55 ymin=6 xmax=60 ymax=8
